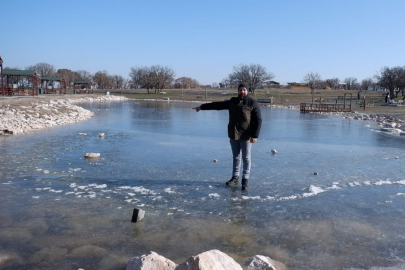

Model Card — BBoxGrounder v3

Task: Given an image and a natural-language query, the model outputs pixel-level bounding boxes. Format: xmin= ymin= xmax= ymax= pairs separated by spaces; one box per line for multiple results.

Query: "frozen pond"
xmin=1 ymin=100 xmax=405 ymax=269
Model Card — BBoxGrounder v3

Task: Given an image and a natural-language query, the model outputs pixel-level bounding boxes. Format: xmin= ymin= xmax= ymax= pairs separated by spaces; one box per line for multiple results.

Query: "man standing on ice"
xmin=192 ymin=83 xmax=262 ymax=191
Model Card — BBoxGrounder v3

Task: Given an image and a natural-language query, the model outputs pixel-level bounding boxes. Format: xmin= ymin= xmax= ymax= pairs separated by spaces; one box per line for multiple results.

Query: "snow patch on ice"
xmin=303 ymin=185 xmax=326 ymax=197
xmin=374 ymin=180 xmax=393 ymax=185
xmin=164 ymin=188 xmax=176 ymax=194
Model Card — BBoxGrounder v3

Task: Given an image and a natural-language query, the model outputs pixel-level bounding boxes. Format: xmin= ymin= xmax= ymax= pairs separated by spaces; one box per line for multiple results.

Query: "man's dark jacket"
xmin=200 ymin=96 xmax=262 ymax=140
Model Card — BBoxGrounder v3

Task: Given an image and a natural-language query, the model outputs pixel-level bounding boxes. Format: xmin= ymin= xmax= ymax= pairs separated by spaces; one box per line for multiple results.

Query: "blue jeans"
xmin=229 ymin=139 xmax=252 ymax=180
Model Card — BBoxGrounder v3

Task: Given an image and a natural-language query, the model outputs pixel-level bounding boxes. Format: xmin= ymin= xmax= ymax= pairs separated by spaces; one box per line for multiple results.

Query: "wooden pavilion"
xmin=40 ymin=77 xmax=67 ymax=94
xmin=73 ymin=81 xmax=93 ymax=94
xmin=0 ymin=57 xmax=38 ymax=96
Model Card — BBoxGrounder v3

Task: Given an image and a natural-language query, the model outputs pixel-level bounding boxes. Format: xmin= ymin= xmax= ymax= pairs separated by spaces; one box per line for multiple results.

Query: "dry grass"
xmin=2 ymin=88 xmax=404 ymax=117
xmin=94 ymin=88 xmax=405 ymax=116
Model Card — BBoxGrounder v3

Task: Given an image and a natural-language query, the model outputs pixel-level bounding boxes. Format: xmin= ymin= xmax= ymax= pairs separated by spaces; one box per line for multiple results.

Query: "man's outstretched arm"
xmin=192 ymin=100 xmax=230 ymax=112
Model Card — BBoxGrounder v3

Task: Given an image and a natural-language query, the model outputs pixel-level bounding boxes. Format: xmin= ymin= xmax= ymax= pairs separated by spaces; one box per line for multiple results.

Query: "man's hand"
xmin=250 ymin=138 xmax=257 ymax=143
xmin=192 ymin=106 xmax=201 ymax=112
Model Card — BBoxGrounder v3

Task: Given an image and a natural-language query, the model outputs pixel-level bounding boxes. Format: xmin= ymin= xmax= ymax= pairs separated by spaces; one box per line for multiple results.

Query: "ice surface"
xmin=1 ymin=100 xmax=405 ymax=269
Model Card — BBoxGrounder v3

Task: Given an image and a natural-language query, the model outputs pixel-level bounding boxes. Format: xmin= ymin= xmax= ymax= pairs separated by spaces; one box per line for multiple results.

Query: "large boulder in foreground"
xmin=175 ymin=249 xmax=242 ymax=270
xmin=126 ymin=250 xmax=287 ymax=270
xmin=126 ymin=251 xmax=177 ymax=270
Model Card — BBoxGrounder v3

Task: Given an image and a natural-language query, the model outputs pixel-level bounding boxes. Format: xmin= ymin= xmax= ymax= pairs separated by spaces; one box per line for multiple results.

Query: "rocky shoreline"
xmin=267 ymin=104 xmax=405 ymax=136
xmin=0 ymin=95 xmax=127 ymax=135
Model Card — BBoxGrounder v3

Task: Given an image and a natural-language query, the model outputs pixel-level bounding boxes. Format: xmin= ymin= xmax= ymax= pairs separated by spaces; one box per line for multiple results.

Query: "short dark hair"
xmin=238 ymin=83 xmax=248 ymax=90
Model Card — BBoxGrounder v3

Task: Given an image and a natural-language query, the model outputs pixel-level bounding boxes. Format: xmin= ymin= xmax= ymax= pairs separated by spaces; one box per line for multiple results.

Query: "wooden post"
xmin=363 ymin=96 xmax=366 ymax=110
xmin=0 ymin=56 xmax=3 ymax=96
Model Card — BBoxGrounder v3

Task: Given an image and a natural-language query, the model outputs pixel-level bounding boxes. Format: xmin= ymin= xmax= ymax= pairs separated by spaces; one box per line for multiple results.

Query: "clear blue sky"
xmin=2 ymin=0 xmax=404 ymax=85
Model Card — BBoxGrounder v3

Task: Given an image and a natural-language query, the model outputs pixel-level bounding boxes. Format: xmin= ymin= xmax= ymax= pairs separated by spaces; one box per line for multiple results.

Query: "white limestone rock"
xmin=84 ymin=153 xmax=100 ymax=158
xmin=175 ymin=249 xmax=242 ymax=270
xmin=126 ymin=251 xmax=177 ymax=270
xmin=242 ymin=255 xmax=287 ymax=270
xmin=0 ymin=95 xmax=126 ymax=135
xmin=383 ymin=123 xmax=397 ymax=128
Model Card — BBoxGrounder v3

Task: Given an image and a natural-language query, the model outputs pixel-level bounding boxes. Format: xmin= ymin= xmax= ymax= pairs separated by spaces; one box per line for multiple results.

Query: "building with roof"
xmin=287 ymin=82 xmax=310 ymax=90
xmin=40 ymin=77 xmax=67 ymax=94
xmin=0 ymin=57 xmax=38 ymax=96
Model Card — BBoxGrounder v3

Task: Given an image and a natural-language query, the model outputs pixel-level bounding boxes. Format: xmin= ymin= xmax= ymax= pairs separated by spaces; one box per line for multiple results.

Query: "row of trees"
xmin=219 ymin=64 xmax=384 ymax=95
xmin=303 ymin=72 xmax=377 ymax=93
xmin=128 ymin=66 xmax=202 ymax=92
xmin=4 ymin=63 xmax=128 ymax=89
xmin=6 ymin=62 xmax=195 ymax=91
xmin=5 ymin=63 xmax=128 ymax=89
xmin=5 ymin=62 xmax=405 ymax=95
xmin=303 ymin=66 xmax=405 ymax=97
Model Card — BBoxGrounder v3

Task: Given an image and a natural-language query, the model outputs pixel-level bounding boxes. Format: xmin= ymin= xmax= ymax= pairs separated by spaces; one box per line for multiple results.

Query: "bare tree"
xmin=361 ymin=78 xmax=374 ymax=91
xmin=324 ymin=78 xmax=340 ymax=90
xmin=142 ymin=67 xmax=156 ymax=93
xmin=303 ymin=72 xmax=322 ymax=94
xmin=122 ymin=78 xmax=130 ymax=89
xmin=129 ymin=66 xmax=147 ymax=89
xmin=376 ymin=66 xmax=404 ymax=98
xmin=344 ymin=77 xmax=358 ymax=90
xmin=174 ymin=77 xmax=199 ymax=89
xmin=53 ymin=69 xmax=79 ymax=89
xmin=150 ymin=65 xmax=175 ymax=93
xmin=26 ymin=63 xmax=56 ymax=77
xmin=129 ymin=66 xmax=157 ymax=92
xmin=112 ymin=75 xmax=124 ymax=89
xmin=76 ymin=70 xmax=93 ymax=81
xmin=223 ymin=75 xmax=239 ymax=89
xmin=392 ymin=66 xmax=405 ymax=97
xmin=93 ymin=70 xmax=111 ymax=89
xmin=225 ymin=64 xmax=274 ymax=92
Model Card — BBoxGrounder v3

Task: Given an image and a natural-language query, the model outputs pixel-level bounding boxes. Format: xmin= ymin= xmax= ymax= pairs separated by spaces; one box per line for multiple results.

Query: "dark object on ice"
xmin=314 ymin=172 xmax=318 ymax=175
xmin=131 ymin=208 xmax=145 ymax=223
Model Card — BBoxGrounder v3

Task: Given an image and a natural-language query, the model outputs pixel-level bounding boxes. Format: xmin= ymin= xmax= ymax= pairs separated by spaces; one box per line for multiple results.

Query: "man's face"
xmin=238 ymin=87 xmax=248 ymax=97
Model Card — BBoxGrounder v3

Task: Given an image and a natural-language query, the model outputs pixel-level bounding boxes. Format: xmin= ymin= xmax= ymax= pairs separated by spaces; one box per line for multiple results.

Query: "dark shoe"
xmin=241 ymin=179 xmax=248 ymax=191
xmin=226 ymin=176 xmax=239 ymax=186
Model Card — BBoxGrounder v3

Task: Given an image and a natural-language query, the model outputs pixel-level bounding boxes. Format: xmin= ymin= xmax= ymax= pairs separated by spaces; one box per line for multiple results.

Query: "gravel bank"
xmin=0 ymin=95 xmax=127 ymax=135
